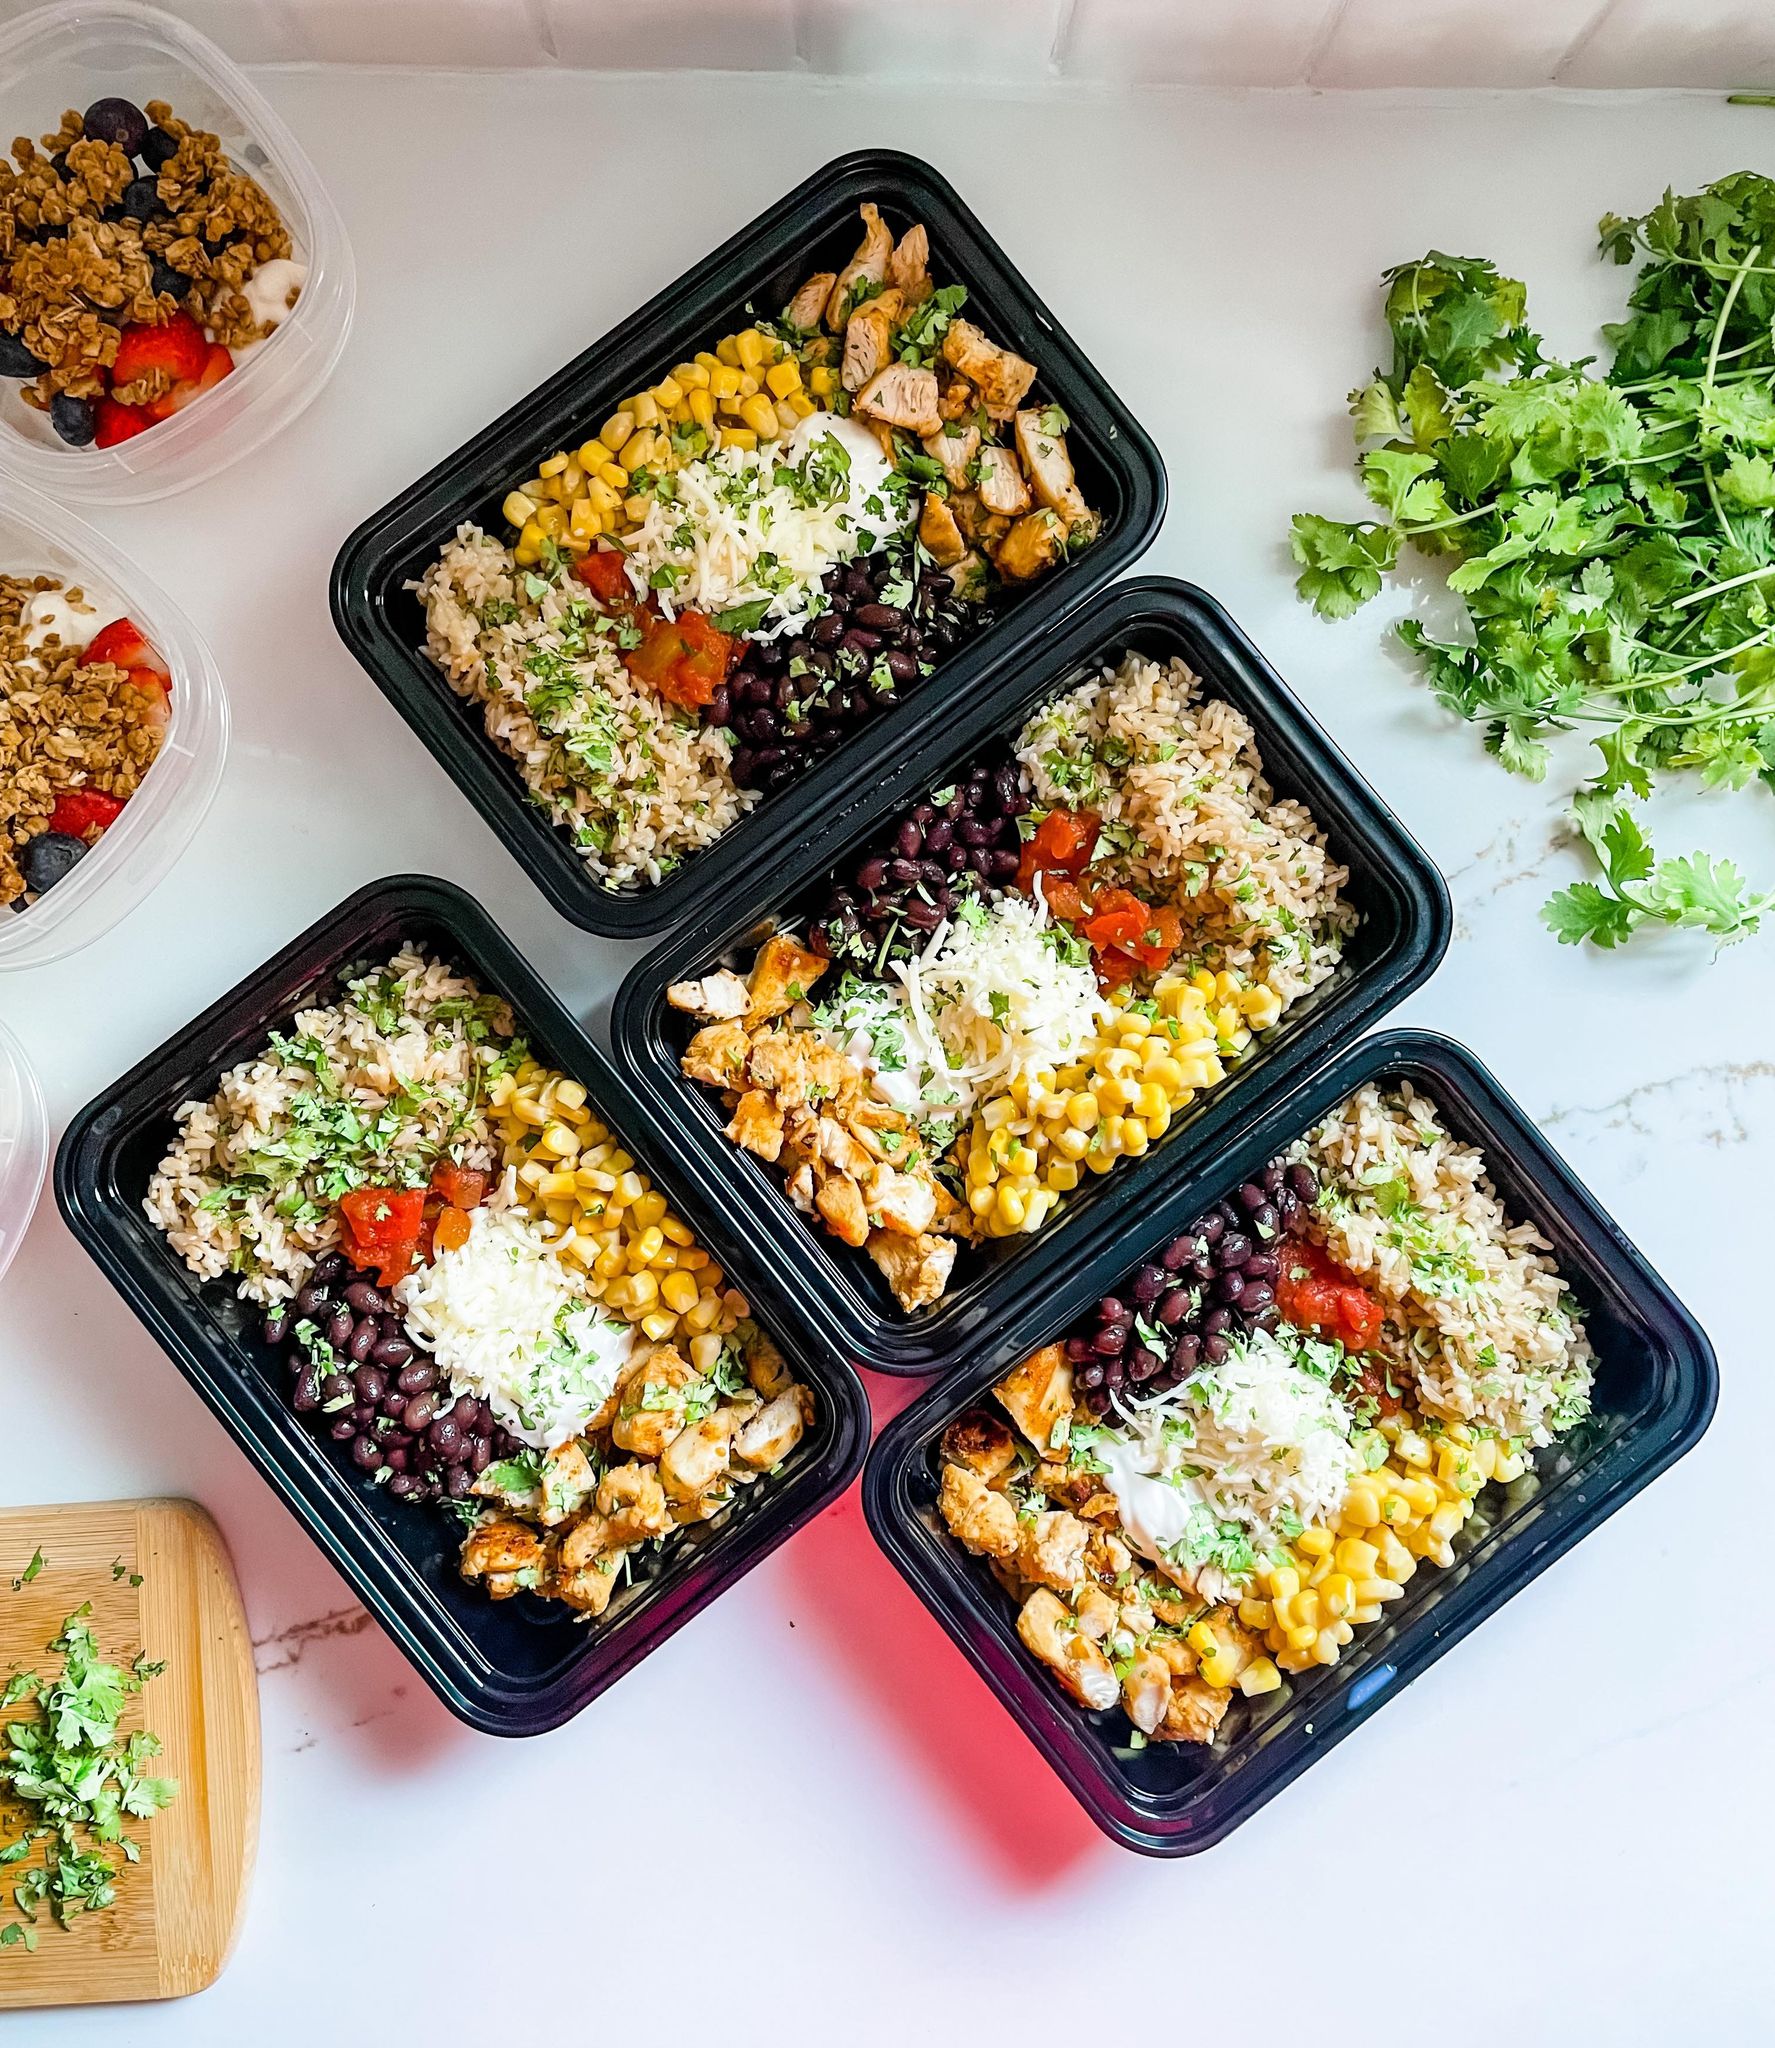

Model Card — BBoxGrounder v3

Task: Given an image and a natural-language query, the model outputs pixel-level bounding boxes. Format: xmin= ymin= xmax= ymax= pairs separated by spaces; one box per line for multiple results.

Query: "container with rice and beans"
xmin=411 ymin=197 xmax=1102 ymax=891
xmin=863 ymin=1030 xmax=1715 ymax=1849
xmin=145 ymin=943 xmax=819 ymax=1621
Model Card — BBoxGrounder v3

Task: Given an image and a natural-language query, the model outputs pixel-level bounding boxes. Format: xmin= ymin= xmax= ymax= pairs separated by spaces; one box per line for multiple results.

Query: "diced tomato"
xmin=1276 ymin=1235 xmax=1387 ymax=1357
xmin=1131 ymin=902 xmax=1183 ymax=971
xmin=428 ymin=1160 xmax=489 ymax=1211
xmin=1016 ymin=805 xmax=1100 ymax=895
xmin=574 ymin=548 xmax=633 ymax=605
xmin=1094 ymin=945 xmax=1141 ymax=989
xmin=1079 ymin=885 xmax=1150 ymax=955
xmin=1039 ymin=875 xmax=1086 ymax=924
xmin=624 ymin=609 xmax=735 ymax=711
xmin=337 ymin=1186 xmax=426 ymax=1287
xmin=47 ymin=789 xmax=125 ymax=840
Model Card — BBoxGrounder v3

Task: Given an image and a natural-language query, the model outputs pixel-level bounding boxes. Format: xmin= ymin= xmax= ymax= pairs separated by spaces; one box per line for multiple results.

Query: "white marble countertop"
xmin=1 ymin=66 xmax=1768 ymax=2040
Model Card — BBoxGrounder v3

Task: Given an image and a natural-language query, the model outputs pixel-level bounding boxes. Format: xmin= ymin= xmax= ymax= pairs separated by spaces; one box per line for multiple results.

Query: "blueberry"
xmin=150 ymin=259 xmax=187 ymax=302
xmin=80 ymin=97 xmax=149 ymax=157
xmin=48 ymin=151 xmax=67 ymax=180
xmin=0 ymin=331 xmax=44 ymax=379
xmin=49 ymin=394 xmax=95 ymax=447
xmin=120 ymin=175 xmax=159 ymax=223
xmin=139 ymin=125 xmax=178 ymax=171
xmin=20 ymin=833 xmax=87 ymax=894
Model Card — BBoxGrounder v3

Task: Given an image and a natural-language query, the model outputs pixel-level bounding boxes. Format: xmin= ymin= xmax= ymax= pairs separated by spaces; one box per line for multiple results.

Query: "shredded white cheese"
xmin=889 ymin=891 xmax=1110 ymax=1116
xmin=396 ymin=1207 xmax=632 ymax=1449
xmin=621 ymin=419 xmax=904 ymax=637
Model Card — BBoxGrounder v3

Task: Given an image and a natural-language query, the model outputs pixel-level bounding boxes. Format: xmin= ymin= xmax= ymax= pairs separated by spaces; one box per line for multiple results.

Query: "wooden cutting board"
xmin=0 ymin=1500 xmax=258 ymax=2010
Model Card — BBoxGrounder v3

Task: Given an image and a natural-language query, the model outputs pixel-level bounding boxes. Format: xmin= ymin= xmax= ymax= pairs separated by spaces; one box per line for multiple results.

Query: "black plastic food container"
xmin=329 ymin=149 xmax=1166 ymax=939
xmin=612 ymin=578 xmax=1452 ymax=1378
xmin=861 ymin=1028 xmax=1717 ymax=1855
xmin=54 ymin=876 xmax=869 ymax=1735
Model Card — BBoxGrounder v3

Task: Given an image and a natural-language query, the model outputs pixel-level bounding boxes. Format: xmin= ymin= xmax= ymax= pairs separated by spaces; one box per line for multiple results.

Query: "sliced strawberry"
xmin=93 ymin=397 xmax=153 ymax=448
xmin=84 ymin=615 xmax=171 ymax=695
xmin=48 ymin=789 xmax=125 ymax=840
xmin=111 ymin=311 xmax=208 ymax=390
xmin=198 ymin=342 xmax=233 ymax=390
xmin=141 ymin=345 xmax=236 ymax=424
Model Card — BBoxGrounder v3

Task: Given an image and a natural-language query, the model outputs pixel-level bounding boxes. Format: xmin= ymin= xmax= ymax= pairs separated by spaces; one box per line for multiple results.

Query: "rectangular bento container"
xmin=862 ymin=1028 xmax=1718 ymax=1855
xmin=53 ymin=875 xmax=869 ymax=1735
xmin=0 ymin=0 xmax=354 ymax=503
xmin=329 ymin=148 xmax=1166 ymax=940
xmin=612 ymin=577 xmax=1452 ymax=1378
xmin=0 ymin=474 xmax=226 ymax=968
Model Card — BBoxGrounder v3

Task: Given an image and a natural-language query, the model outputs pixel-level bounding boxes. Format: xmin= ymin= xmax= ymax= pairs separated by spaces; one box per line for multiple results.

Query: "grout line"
xmin=1302 ymin=0 xmax=1358 ymax=89
xmin=1553 ymin=0 xmax=1626 ymax=85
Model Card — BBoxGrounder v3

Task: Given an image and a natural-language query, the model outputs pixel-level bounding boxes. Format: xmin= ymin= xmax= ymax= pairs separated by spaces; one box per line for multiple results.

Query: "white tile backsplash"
xmin=58 ymin=0 xmax=1775 ymax=86
xmin=545 ymin=0 xmax=802 ymax=71
xmin=1057 ymin=0 xmax=1336 ymax=88
xmin=1559 ymin=0 xmax=1775 ymax=89
xmin=1311 ymin=0 xmax=1613 ymax=88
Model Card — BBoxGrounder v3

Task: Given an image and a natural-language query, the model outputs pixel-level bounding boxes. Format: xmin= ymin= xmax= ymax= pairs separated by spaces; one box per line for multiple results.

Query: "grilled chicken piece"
xmin=815 ymin=1115 xmax=876 ymax=1181
xmin=596 ymin=1460 xmax=673 ymax=1545
xmin=745 ymin=1031 xmax=857 ymax=1111
xmin=922 ymin=419 xmax=980 ymax=490
xmin=946 ymin=551 xmax=988 ymax=601
xmin=865 ymin=1160 xmax=937 ymax=1236
xmin=937 ymin=375 xmax=978 ymax=423
xmin=682 ymin=1018 xmax=750 ymax=1089
xmin=554 ymin=1513 xmax=622 ymax=1614
xmin=667 ymin=969 xmax=751 ymax=1022
xmin=995 ymin=1343 xmax=1075 ymax=1454
xmin=611 ymin=1346 xmax=695 ymax=1459
xmin=975 ymin=443 xmax=1032 ymax=517
xmin=536 ymin=1440 xmax=597 ymax=1526
xmin=917 ymin=492 xmax=968 ymax=567
xmin=748 ymin=932 xmax=828 ymax=1018
xmin=993 ymin=509 xmax=1067 ymax=583
xmin=744 ymin=1329 xmax=794 ymax=1400
xmin=459 ymin=1517 xmax=549 ymax=1599
xmin=733 ymin=1387 xmax=810 ymax=1470
xmin=1158 ymin=1676 xmax=1233 ymax=1746
xmin=1017 ymin=1508 xmax=1091 ymax=1592
xmin=787 ymin=270 xmax=837 ymax=333
xmin=727 ymin=1088 xmax=786 ymax=1163
xmin=1014 ymin=409 xmax=1096 ymax=532
xmin=855 ymin=363 xmax=942 ymax=436
xmin=815 ymin=1172 xmax=870 ymax=1248
xmin=1017 ymin=1588 xmax=1120 ymax=1711
xmin=886 ymin=221 xmax=932 ymax=305
xmin=660 ymin=1410 xmax=736 ymax=1501
xmin=866 ymin=1227 xmax=956 ymax=1310
xmin=939 ymin=1461 xmax=1020 ymax=1561
xmin=1072 ymin=1584 xmax=1120 ymax=1641
xmin=942 ymin=319 xmax=1037 ymax=418
xmin=1121 ymin=1648 xmax=1173 ymax=1735
xmin=940 ymin=1410 xmax=1018 ymax=1484
xmin=826 ymin=202 xmax=893 ymax=329
xmin=842 ymin=303 xmax=894 ymax=394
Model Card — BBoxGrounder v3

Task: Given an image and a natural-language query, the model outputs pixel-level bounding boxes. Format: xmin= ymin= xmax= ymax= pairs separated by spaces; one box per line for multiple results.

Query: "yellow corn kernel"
xmin=1133 ymin=1081 xmax=1169 ymax=1121
xmin=1094 ymin=1076 xmax=1134 ymax=1113
xmin=568 ymin=498 xmax=600 ymax=543
xmin=739 ymin=392 xmax=781 ymax=439
xmin=1342 ymin=1483 xmax=1381 ymax=1529
xmin=630 ymin=392 xmax=661 ymax=429
xmin=539 ymin=1121 xmax=578 ymax=1159
xmin=1335 ymin=1536 xmax=1380 ymax=1579
xmin=1118 ymin=1117 xmax=1149 ymax=1156
xmin=600 ymin=410 xmax=635 ymax=451
xmin=624 ymin=1269 xmax=660 ymax=1311
xmin=1292 ymin=1590 xmax=1322 ymax=1631
xmin=1296 ymin=1525 xmax=1335 ymax=1558
xmin=1045 ymin=1159 xmax=1080 ymax=1192
xmin=536 ymin=451 xmax=568 ymax=479
xmin=687 ymin=386 xmax=716 ymax=432
xmin=721 ymin=428 xmax=758 ymax=452
xmin=538 ymin=1171 xmax=578 ymax=1200
xmin=597 ymin=461 xmax=629 ymax=491
xmin=733 ymin=327 xmax=768 ymax=372
xmin=1238 ymin=1597 xmax=1272 ymax=1631
xmin=1186 ymin=1619 xmax=1219 ymax=1659
xmin=639 ymin=1309 xmax=679 ymax=1343
xmin=533 ymin=502 xmax=567 ymax=540
xmin=1287 ymin=1623 xmax=1318 ymax=1654
xmin=1143 ymin=1108 xmax=1172 ymax=1142
xmin=631 ymin=1224 xmax=666 ymax=1266
xmin=660 ymin=1270 xmax=699 ymax=1314
xmin=809 ymin=365 xmax=839 ymax=398
xmin=1267 ymin=1565 xmax=1300 ymax=1602
xmin=687 ymin=1333 xmax=724 ymax=1375
xmin=1239 ymin=1657 xmax=1282 ymax=1698
xmin=517 ymin=1159 xmax=550 ymax=1193
xmin=1199 ymin=1651 xmax=1238 ymax=1689
xmin=765 ymin=358 xmax=802 ymax=399
xmin=617 ymin=429 xmax=654 ymax=472
xmin=1321 ymin=1572 xmax=1355 ymax=1620
xmin=684 ymin=1293 xmax=721 ymax=1333
xmin=584 ymin=478 xmax=621 ymax=521
xmin=708 ymin=362 xmax=743 ymax=400
xmin=650 ymin=373 xmax=684 ymax=409
xmin=623 ymin=494 xmax=653 ymax=523
xmin=994 ymin=1185 xmax=1027 ymax=1230
xmin=503 ymin=488 xmax=538 ymax=526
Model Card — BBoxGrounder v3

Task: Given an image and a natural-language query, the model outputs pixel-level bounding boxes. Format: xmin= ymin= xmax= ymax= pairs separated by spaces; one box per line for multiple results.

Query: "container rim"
xmin=330 ymin=146 xmax=1166 ymax=939
xmin=0 ymin=472 xmax=228 ymax=968
xmin=0 ymin=1015 xmax=48 ymax=1290
xmin=860 ymin=1025 xmax=1719 ymax=1854
xmin=611 ymin=575 xmax=1453 ymax=1378
xmin=0 ymin=0 xmax=355 ymax=503
xmin=53 ymin=873 xmax=871 ymax=1732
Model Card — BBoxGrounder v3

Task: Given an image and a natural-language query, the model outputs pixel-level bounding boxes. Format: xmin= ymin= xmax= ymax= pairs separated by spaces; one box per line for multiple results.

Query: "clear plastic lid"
xmin=0 ymin=474 xmax=227 ymax=967
xmin=0 ymin=1017 xmax=46 ymax=1288
xmin=0 ymin=1 xmax=355 ymax=504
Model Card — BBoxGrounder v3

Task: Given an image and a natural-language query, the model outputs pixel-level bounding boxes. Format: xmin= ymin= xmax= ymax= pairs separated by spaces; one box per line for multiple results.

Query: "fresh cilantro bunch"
xmin=0 ymin=1606 xmax=177 ymax=1949
xmin=1292 ymin=176 xmax=1775 ymax=949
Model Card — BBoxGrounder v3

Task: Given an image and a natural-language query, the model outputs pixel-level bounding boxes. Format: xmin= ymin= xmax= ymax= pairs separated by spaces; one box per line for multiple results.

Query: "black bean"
xmin=320 ymin=1370 xmax=353 ymax=1406
xmin=1248 ymin=1202 xmax=1280 ymax=1241
xmin=1202 ymin=1332 xmax=1229 ymax=1364
xmin=1128 ymin=1346 xmax=1162 ymax=1381
xmin=1131 ymin=1265 xmax=1165 ymax=1305
xmin=1201 ymin=1305 xmax=1232 ymax=1338
xmin=345 ymin=1281 xmax=388 ymax=1316
xmin=1288 ymin=1163 xmax=1319 ymax=1205
xmin=350 ymin=1436 xmax=384 ymax=1473
xmin=262 ymin=1307 xmax=290 ymax=1346
xmin=1157 ymin=1287 xmax=1194 ymax=1327
xmin=314 ymin=1251 xmax=347 ymax=1284
xmin=429 ymin=1417 xmax=463 ymax=1460
xmin=1198 ymin=1213 xmax=1224 ymax=1246
xmin=353 ymin=1364 xmax=387 ymax=1404
xmin=1243 ymin=1250 xmax=1279 ymax=1281
xmin=1064 ymin=1336 xmax=1094 ymax=1363
xmin=1238 ymin=1182 xmax=1267 ymax=1213
xmin=1218 ymin=1232 xmax=1251 ymax=1269
xmin=294 ymin=1282 xmax=328 ymax=1318
xmin=445 ymin=1466 xmax=473 ymax=1500
xmin=388 ymin=1472 xmax=421 ymax=1499
xmin=326 ymin=1306 xmax=354 ymax=1351
xmin=1171 ymin=1333 xmax=1201 ymax=1375
xmin=382 ymin=1392 xmax=407 ymax=1421
xmin=470 ymin=1437 xmax=493 ymax=1474
xmin=1161 ymin=1235 xmax=1197 ymax=1273
xmin=327 ymin=1415 xmax=358 ymax=1441
xmin=1093 ymin=1328 xmax=1124 ymax=1358
xmin=396 ymin=1360 xmax=436 ymax=1394
xmin=291 ymin=1370 xmax=323 ymax=1413
xmin=1077 ymin=1362 xmax=1105 ymax=1389
xmin=1262 ymin=1164 xmax=1286 ymax=1197
xmin=384 ymin=1445 xmax=409 ymax=1473
xmin=372 ymin=1336 xmax=413 ymax=1368
xmin=348 ymin=1320 xmax=378 ymax=1363
xmin=403 ymin=1390 xmax=439 ymax=1433
xmin=1216 ymin=1269 xmax=1248 ymax=1305
xmin=1242 ymin=1282 xmax=1276 ymax=1315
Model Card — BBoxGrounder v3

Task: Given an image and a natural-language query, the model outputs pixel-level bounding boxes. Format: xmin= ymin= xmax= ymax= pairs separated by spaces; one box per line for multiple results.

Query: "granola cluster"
xmin=0 ymin=573 xmax=162 ymax=908
xmin=0 ymin=98 xmax=295 ymax=411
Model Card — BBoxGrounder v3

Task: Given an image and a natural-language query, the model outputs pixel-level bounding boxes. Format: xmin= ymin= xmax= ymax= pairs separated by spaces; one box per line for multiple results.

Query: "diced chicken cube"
xmin=864 ymin=1161 xmax=937 ymax=1237
xmin=993 ymin=509 xmax=1067 ymax=583
xmin=975 ymin=443 xmax=1032 ymax=517
xmin=922 ymin=419 xmax=980 ymax=491
xmin=660 ymin=1410 xmax=736 ymax=1502
xmin=1016 ymin=1509 xmax=1091 ymax=1592
xmin=1016 ymin=1588 xmax=1120 ymax=1711
xmin=826 ymin=202 xmax=893 ymax=330
xmin=787 ymin=270 xmax=837 ymax=333
xmin=866 ymin=1228 xmax=956 ymax=1311
xmin=995 ymin=1343 xmax=1075 ymax=1454
xmin=667 ymin=970 xmax=751 ymax=1022
xmin=1013 ymin=408 xmax=1096 ymax=533
xmin=815 ymin=1172 xmax=870 ymax=1248
xmin=941 ymin=318 xmax=1037 ymax=419
xmin=595 ymin=1460 xmax=673 ymax=1545
xmin=733 ymin=1388 xmax=810 ymax=1470
xmin=938 ymin=1461 xmax=1020 ymax=1561
xmin=843 ymin=303 xmax=894 ymax=394
xmin=886 ymin=221 xmax=932 ymax=304
xmin=940 ymin=1410 xmax=1018 ymax=1483
xmin=728 ymin=1088 xmax=786 ymax=1163
xmin=747 ymin=933 xmax=828 ymax=1019
xmin=855 ymin=363 xmax=942 ymax=437
xmin=536 ymin=1439 xmax=597 ymax=1527
xmin=917 ymin=492 xmax=968 ymax=567
xmin=681 ymin=1018 xmax=751 ymax=1089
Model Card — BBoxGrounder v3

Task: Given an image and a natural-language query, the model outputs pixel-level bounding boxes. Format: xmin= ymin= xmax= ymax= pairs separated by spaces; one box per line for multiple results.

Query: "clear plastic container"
xmin=0 ymin=1017 xmax=47 ymax=1287
xmin=0 ymin=1 xmax=355 ymax=504
xmin=0 ymin=474 xmax=226 ymax=967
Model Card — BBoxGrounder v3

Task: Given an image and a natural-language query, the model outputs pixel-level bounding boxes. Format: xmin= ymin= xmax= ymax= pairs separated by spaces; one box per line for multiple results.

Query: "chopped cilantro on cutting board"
xmin=1293 ymin=174 xmax=1775 ymax=950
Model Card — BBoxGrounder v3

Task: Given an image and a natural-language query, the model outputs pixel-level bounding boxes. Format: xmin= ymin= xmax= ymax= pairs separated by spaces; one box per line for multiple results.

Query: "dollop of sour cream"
xmin=241 ymin=257 xmax=307 ymax=335
xmin=22 ymin=590 xmax=99 ymax=655
xmin=779 ymin=411 xmax=904 ymax=537
xmin=1095 ymin=1435 xmax=1206 ymax=1563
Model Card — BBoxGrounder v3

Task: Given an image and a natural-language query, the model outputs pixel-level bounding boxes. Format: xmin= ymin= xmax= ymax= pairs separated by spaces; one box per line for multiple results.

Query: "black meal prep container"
xmin=329 ymin=148 xmax=1166 ymax=940
xmin=54 ymin=876 xmax=869 ymax=1736
xmin=612 ymin=577 xmax=1453 ymax=1379
xmin=861 ymin=1028 xmax=1718 ymax=1855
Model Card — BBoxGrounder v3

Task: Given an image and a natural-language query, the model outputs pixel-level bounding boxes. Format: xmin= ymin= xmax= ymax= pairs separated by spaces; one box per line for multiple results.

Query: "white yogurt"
xmin=240 ymin=257 xmax=307 ymax=336
xmin=21 ymin=590 xmax=100 ymax=656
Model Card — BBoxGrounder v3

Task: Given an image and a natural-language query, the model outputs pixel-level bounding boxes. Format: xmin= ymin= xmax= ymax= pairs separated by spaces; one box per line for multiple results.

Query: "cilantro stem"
xmin=1668 ymin=560 xmax=1775 ymax=610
